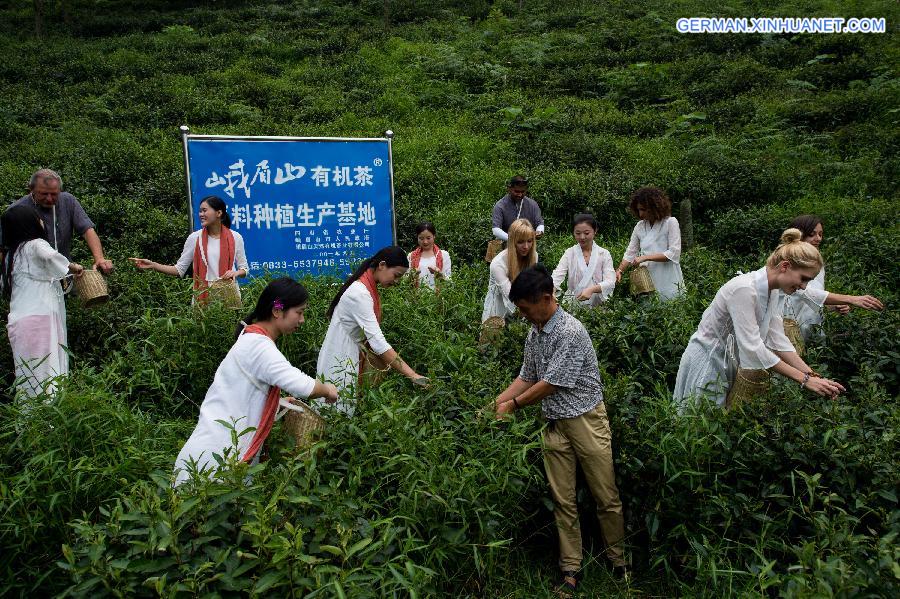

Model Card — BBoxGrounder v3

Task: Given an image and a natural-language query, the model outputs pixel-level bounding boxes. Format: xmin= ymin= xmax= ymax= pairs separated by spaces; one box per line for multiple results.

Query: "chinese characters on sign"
xmin=205 ymin=160 xmax=375 ymax=199
xmin=229 ymin=201 xmax=378 ymax=230
xmin=186 ymin=138 xmax=394 ymax=280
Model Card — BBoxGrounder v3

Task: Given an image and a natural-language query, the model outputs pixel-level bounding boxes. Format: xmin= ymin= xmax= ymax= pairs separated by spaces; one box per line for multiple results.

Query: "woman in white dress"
xmin=316 ymin=246 xmax=426 ymax=415
xmin=407 ymin=221 xmax=451 ymax=290
xmin=552 ymin=213 xmax=615 ymax=308
xmin=2 ymin=204 xmax=84 ymax=399
xmin=615 ymin=186 xmax=685 ymax=300
xmin=482 ymin=218 xmax=537 ymax=323
xmin=174 ymin=277 xmax=337 ymax=485
xmin=130 ymin=195 xmax=249 ymax=303
xmin=673 ymin=229 xmax=845 ymax=409
xmin=783 ymin=215 xmax=884 ymax=341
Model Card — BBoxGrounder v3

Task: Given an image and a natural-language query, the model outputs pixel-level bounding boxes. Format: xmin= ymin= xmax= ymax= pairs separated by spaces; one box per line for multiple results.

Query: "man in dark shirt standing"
xmin=491 ymin=175 xmax=545 ymax=241
xmin=495 ymin=264 xmax=627 ymax=595
xmin=6 ymin=169 xmax=114 ymax=273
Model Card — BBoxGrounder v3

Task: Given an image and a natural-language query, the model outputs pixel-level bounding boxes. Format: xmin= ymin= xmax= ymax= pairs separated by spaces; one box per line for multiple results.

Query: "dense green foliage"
xmin=0 ymin=0 xmax=897 ymax=596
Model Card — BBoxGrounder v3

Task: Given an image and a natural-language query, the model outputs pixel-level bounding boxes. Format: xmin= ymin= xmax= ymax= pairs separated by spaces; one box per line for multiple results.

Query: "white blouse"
xmin=174 ymin=331 xmax=316 ymax=485
xmin=407 ymin=250 xmax=452 ymax=290
xmin=623 ymin=217 xmax=685 ymax=300
xmin=315 ymin=281 xmax=391 ymax=415
xmin=783 ymin=267 xmax=828 ymax=340
xmin=6 ymin=239 xmax=71 ymax=399
xmin=551 ymin=243 xmax=615 ymax=308
xmin=481 ymin=249 xmax=538 ymax=323
xmin=673 ymin=267 xmax=795 ymax=408
xmin=175 ymin=229 xmax=250 ymax=281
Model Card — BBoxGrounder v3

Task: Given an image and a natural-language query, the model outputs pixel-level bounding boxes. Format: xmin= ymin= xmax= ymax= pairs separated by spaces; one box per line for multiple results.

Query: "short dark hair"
xmin=789 ymin=214 xmax=822 ymax=240
xmin=507 ymin=175 xmax=528 ymax=187
xmin=573 ymin=213 xmax=598 ymax=231
xmin=414 ymin=221 xmax=437 ymax=237
xmin=509 ymin=264 xmax=554 ymax=304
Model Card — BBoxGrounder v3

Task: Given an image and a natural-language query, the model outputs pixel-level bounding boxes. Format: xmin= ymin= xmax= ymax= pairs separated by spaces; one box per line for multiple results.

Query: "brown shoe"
xmin=556 ymin=571 xmax=578 ymax=598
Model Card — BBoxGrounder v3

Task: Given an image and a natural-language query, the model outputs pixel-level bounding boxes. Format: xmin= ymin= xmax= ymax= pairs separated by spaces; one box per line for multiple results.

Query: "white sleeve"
xmin=728 ymin=286 xmax=780 ymax=369
xmin=174 ymin=233 xmax=197 ymax=278
xmin=490 ymin=256 xmax=516 ymax=312
xmin=766 ymin=316 xmax=797 ymax=353
xmin=346 ymin=287 xmax=392 ymax=355
xmin=536 ymin=224 xmax=545 ymax=234
xmin=234 ymin=233 xmax=250 ymax=274
xmin=245 ymin=339 xmax=316 ymax=399
xmin=623 ymin=223 xmax=641 ymax=262
xmin=597 ymin=249 xmax=616 ymax=299
xmin=664 ymin=218 xmax=682 ymax=263
xmin=492 ymin=227 xmax=508 ymax=241
xmin=441 ymin=250 xmax=451 ymax=280
xmin=32 ymin=240 xmax=70 ymax=278
xmin=551 ymin=248 xmax=569 ymax=293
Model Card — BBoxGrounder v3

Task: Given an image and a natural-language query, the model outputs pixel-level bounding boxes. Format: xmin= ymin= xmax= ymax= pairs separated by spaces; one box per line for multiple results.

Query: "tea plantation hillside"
xmin=0 ymin=1 xmax=897 ymax=597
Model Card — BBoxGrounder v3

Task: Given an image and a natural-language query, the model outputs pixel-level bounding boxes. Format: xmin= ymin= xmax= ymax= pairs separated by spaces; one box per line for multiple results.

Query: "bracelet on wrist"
xmin=512 ymin=397 xmax=521 ymax=410
xmin=800 ymin=372 xmax=811 ymax=388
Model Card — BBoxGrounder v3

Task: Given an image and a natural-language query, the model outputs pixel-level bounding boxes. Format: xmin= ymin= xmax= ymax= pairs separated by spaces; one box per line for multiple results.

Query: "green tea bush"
xmin=0 ymin=385 xmax=189 ymax=595
xmin=0 ymin=1 xmax=897 ymax=596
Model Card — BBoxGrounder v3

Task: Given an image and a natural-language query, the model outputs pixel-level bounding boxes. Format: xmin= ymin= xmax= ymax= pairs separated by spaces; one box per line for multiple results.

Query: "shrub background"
xmin=0 ymin=1 xmax=897 ymax=596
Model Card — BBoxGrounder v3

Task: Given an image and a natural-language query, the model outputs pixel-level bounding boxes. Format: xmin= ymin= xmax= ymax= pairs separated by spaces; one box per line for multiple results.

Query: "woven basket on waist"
xmin=74 ymin=270 xmax=110 ymax=308
xmin=207 ymin=278 xmax=242 ymax=309
xmin=629 ymin=265 xmax=656 ymax=296
xmin=484 ymin=239 xmax=503 ymax=263
xmin=479 ymin=315 xmax=506 ymax=345
xmin=280 ymin=398 xmax=325 ymax=451
xmin=360 ymin=347 xmax=390 ymax=387
xmin=782 ymin=318 xmax=805 ymax=357
xmin=725 ymin=368 xmax=771 ymax=409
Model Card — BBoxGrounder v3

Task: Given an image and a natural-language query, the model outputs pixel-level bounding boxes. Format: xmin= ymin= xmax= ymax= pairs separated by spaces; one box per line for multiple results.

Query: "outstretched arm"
xmin=84 ymin=228 xmax=114 ymax=274
xmin=129 ymin=257 xmax=180 ymax=276
xmin=823 ymin=292 xmax=883 ymax=311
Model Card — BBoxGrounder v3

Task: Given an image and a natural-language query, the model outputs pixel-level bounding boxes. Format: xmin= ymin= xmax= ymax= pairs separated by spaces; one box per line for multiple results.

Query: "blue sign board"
xmin=182 ymin=134 xmax=396 ymax=281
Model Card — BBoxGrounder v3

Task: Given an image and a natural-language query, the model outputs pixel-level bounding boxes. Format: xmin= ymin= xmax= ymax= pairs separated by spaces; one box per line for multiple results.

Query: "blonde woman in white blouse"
xmin=615 ymin=186 xmax=684 ymax=300
xmin=673 ymin=228 xmax=845 ymax=409
xmin=552 ymin=213 xmax=615 ymax=308
xmin=481 ymin=218 xmax=537 ymax=322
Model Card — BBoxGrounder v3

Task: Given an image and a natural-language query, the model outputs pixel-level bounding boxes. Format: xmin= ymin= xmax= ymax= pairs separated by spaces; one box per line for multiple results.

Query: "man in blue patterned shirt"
xmin=495 ymin=264 xmax=627 ymax=593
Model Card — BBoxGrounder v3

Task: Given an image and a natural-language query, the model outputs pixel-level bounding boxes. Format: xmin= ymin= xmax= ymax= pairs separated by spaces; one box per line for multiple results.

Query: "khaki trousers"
xmin=542 ymin=402 xmax=626 ymax=571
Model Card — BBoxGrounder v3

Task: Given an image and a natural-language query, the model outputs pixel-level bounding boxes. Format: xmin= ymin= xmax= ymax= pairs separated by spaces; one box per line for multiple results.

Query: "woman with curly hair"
xmin=615 ymin=186 xmax=685 ymax=300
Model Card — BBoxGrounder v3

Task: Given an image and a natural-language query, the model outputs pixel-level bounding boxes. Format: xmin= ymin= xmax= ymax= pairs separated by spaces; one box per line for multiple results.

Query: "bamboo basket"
xmin=629 ymin=264 xmax=656 ymax=296
xmin=74 ymin=269 xmax=109 ymax=308
xmin=484 ymin=239 xmax=503 ymax=263
xmin=782 ymin=318 xmax=805 ymax=357
xmin=279 ymin=398 xmax=325 ymax=451
xmin=207 ymin=278 xmax=242 ymax=309
xmin=360 ymin=347 xmax=390 ymax=387
xmin=725 ymin=368 xmax=771 ymax=409
xmin=479 ymin=315 xmax=506 ymax=345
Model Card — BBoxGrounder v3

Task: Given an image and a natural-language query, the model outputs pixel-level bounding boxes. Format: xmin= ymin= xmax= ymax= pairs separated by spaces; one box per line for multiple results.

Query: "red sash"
xmin=409 ymin=245 xmax=443 ymax=288
xmin=239 ymin=324 xmax=280 ymax=463
xmin=193 ymin=226 xmax=236 ymax=303
xmin=358 ymin=269 xmax=383 ymax=385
